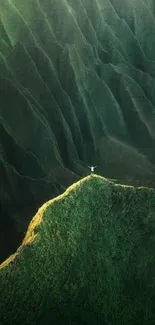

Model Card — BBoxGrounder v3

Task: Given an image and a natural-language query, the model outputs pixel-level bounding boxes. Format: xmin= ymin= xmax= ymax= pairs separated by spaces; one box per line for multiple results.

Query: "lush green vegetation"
xmin=1 ymin=0 xmax=155 ymax=260
xmin=0 ymin=174 xmax=155 ymax=324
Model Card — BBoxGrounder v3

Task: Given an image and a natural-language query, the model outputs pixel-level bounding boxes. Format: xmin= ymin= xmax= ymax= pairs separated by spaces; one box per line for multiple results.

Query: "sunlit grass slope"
xmin=0 ymin=174 xmax=155 ymax=325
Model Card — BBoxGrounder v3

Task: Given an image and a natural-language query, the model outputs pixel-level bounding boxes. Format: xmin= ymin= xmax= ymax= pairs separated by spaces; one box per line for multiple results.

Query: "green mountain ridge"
xmin=0 ymin=174 xmax=155 ymax=325
xmin=1 ymin=0 xmax=155 ymax=261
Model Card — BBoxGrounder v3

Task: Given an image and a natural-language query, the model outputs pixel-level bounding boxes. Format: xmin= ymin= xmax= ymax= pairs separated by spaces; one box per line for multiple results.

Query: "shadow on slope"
xmin=0 ymin=175 xmax=155 ymax=325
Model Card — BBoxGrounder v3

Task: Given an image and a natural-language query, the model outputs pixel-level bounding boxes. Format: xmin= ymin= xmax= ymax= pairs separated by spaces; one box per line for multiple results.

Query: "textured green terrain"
xmin=0 ymin=175 xmax=155 ymax=325
xmin=1 ymin=1 xmax=155 ymax=258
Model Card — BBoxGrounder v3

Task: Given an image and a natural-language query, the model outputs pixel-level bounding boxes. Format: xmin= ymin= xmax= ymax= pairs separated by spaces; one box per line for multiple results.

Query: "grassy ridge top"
xmin=0 ymin=174 xmax=155 ymax=325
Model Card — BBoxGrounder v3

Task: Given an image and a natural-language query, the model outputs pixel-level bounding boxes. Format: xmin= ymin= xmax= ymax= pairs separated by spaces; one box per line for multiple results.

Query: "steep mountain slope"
xmin=0 ymin=175 xmax=155 ymax=325
xmin=1 ymin=0 xmax=155 ymax=259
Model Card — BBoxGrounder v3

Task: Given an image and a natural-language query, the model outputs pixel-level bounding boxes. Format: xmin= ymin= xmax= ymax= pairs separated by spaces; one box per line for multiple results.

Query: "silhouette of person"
xmin=88 ymin=166 xmax=97 ymax=173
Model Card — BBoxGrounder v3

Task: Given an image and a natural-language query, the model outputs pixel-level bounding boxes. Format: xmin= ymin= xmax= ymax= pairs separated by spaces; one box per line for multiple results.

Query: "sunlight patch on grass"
xmin=0 ymin=174 xmax=96 ymax=269
xmin=0 ymin=173 xmax=149 ymax=270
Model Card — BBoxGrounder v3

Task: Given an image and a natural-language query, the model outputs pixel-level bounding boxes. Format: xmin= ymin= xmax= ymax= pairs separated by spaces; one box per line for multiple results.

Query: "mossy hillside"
xmin=2 ymin=0 xmax=155 ymax=261
xmin=0 ymin=175 xmax=155 ymax=324
xmin=1 ymin=0 xmax=155 ymax=186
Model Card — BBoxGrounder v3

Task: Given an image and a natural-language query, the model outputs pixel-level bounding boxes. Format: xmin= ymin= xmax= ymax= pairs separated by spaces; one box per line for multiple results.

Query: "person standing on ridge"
xmin=88 ymin=166 xmax=97 ymax=173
